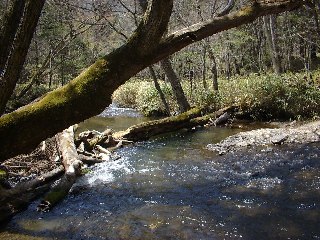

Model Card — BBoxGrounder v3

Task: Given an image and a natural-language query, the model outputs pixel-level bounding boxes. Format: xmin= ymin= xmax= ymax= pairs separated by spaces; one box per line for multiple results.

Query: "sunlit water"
xmin=1 ymin=106 xmax=319 ymax=240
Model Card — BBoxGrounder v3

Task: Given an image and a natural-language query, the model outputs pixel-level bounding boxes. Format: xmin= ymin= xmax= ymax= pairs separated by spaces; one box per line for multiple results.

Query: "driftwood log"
xmin=75 ymin=106 xmax=236 ymax=150
xmin=37 ymin=126 xmax=83 ymax=212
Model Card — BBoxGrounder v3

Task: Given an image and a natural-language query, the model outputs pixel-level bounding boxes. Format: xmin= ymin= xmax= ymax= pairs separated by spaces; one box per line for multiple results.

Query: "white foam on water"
xmin=75 ymin=157 xmax=133 ymax=187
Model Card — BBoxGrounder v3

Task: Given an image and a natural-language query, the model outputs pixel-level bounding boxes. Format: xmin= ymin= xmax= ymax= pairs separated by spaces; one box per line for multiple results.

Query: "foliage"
xmin=136 ymin=81 xmax=173 ymax=116
xmin=112 ymin=78 xmax=221 ymax=116
xmin=113 ymin=71 xmax=320 ymax=120
xmin=112 ymin=79 xmax=142 ymax=108
xmin=219 ymin=71 xmax=320 ymax=120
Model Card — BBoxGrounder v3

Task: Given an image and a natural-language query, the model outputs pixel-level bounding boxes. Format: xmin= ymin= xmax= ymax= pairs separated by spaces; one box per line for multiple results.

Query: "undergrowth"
xmin=113 ymin=71 xmax=320 ymax=120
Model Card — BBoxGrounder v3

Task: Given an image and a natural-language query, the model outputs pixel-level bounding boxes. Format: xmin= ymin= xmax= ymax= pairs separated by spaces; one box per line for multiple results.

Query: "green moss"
xmin=44 ymin=188 xmax=70 ymax=206
xmin=81 ymin=168 xmax=92 ymax=175
xmin=0 ymin=169 xmax=7 ymax=180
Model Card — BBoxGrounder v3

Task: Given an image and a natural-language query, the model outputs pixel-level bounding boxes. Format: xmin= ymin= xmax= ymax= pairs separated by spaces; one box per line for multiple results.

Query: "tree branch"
xmin=152 ymin=0 xmax=303 ymax=63
xmin=217 ymin=0 xmax=235 ymax=17
xmin=0 ymin=0 xmax=174 ymax=161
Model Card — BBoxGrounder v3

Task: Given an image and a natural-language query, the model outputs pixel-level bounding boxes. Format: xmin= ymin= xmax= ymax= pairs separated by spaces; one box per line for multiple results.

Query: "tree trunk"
xmin=263 ymin=15 xmax=281 ymax=74
xmin=202 ymin=45 xmax=208 ymax=89
xmin=0 ymin=0 xmax=303 ymax=162
xmin=0 ymin=0 xmax=26 ymax=73
xmin=312 ymin=0 xmax=320 ymax=36
xmin=0 ymin=0 xmax=46 ymax=115
xmin=160 ymin=58 xmax=190 ymax=113
xmin=208 ymin=48 xmax=219 ymax=91
xmin=149 ymin=66 xmax=171 ymax=115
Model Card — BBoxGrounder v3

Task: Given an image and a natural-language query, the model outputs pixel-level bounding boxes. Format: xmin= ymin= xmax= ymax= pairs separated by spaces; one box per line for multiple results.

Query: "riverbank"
xmin=0 ymin=137 xmax=60 ymax=187
xmin=207 ymin=120 xmax=320 ymax=154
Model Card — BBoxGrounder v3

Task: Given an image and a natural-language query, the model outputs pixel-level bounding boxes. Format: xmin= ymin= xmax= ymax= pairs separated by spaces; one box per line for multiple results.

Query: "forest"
xmin=0 ymin=0 xmax=320 ymax=239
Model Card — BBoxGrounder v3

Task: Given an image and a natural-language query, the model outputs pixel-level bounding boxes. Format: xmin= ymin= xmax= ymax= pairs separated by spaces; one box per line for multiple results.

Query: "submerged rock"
xmin=207 ymin=121 xmax=320 ymax=154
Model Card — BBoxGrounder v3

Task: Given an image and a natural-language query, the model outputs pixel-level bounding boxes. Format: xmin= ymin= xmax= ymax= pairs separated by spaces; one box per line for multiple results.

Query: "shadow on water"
xmin=1 ymin=106 xmax=319 ymax=240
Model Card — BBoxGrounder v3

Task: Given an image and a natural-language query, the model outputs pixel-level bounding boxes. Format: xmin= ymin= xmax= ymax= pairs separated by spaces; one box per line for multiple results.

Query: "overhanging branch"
xmin=151 ymin=0 xmax=303 ymax=63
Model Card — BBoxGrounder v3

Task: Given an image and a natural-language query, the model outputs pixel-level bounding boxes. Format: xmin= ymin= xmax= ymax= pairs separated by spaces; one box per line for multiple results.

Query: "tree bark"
xmin=160 ymin=58 xmax=191 ymax=113
xmin=208 ymin=48 xmax=219 ymax=91
xmin=202 ymin=45 xmax=208 ymax=89
xmin=0 ymin=0 xmax=46 ymax=115
xmin=0 ymin=0 xmax=26 ymax=73
xmin=0 ymin=0 xmax=303 ymax=162
xmin=263 ymin=15 xmax=281 ymax=74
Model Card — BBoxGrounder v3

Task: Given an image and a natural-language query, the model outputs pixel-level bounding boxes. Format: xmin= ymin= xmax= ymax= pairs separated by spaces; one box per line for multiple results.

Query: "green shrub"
xmin=219 ymin=72 xmax=320 ymax=120
xmin=112 ymin=79 xmax=141 ymax=108
xmin=182 ymin=80 xmax=220 ymax=109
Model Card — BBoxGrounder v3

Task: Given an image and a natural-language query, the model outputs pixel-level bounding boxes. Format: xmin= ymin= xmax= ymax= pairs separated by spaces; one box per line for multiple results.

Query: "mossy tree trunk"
xmin=0 ymin=0 xmax=303 ymax=162
xmin=113 ymin=106 xmax=237 ymax=141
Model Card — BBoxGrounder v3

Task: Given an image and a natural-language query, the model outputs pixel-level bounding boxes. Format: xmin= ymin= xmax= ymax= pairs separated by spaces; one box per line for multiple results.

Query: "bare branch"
xmin=217 ymin=0 xmax=235 ymax=17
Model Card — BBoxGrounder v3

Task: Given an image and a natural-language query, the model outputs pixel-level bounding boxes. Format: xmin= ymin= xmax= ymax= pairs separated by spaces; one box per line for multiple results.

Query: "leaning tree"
xmin=0 ymin=0 xmax=304 ymax=161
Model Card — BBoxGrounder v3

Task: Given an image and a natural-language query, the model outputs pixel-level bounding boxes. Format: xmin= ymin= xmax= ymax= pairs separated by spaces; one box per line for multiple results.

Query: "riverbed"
xmin=1 ymin=106 xmax=319 ymax=239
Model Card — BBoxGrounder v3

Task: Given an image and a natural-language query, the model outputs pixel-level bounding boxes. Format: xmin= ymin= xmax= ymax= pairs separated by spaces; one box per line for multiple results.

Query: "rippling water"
xmin=1 ymin=106 xmax=319 ymax=240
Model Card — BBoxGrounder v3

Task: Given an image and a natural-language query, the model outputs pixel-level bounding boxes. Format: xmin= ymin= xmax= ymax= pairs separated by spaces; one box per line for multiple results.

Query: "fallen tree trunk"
xmin=0 ymin=165 xmax=64 ymax=223
xmin=37 ymin=126 xmax=83 ymax=212
xmin=113 ymin=106 xmax=237 ymax=142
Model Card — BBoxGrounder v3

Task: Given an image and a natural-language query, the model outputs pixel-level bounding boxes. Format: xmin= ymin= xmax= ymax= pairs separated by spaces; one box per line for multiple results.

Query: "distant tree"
xmin=263 ymin=15 xmax=281 ymax=74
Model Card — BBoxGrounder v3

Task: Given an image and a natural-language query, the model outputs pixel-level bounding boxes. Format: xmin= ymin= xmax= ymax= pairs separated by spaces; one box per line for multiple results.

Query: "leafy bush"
xmin=112 ymin=79 xmax=220 ymax=116
xmin=112 ymin=79 xmax=141 ymax=108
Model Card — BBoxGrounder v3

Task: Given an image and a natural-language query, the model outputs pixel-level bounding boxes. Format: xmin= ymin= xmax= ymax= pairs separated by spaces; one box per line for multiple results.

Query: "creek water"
xmin=1 ymin=106 xmax=319 ymax=240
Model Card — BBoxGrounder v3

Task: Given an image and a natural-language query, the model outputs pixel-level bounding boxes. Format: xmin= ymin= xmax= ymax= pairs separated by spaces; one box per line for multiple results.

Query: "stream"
xmin=1 ymin=105 xmax=319 ymax=240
